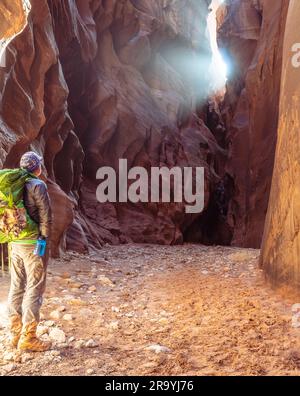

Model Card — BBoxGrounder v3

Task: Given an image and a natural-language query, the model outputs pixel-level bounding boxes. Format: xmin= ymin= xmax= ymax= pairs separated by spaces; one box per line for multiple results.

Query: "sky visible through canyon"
xmin=208 ymin=0 xmax=228 ymax=90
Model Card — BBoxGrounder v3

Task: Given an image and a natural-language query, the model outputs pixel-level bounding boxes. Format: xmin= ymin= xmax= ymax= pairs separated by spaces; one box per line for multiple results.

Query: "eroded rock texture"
xmin=0 ymin=0 xmax=27 ymax=40
xmin=260 ymin=0 xmax=300 ymax=291
xmin=218 ymin=0 xmax=289 ymax=248
xmin=1 ymin=0 xmax=291 ymax=257
xmin=0 ymin=0 xmax=228 ymax=254
xmin=0 ymin=0 xmax=75 ymax=257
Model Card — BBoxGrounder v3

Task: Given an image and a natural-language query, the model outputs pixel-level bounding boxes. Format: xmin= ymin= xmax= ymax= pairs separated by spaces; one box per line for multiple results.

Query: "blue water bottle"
xmin=34 ymin=237 xmax=47 ymax=257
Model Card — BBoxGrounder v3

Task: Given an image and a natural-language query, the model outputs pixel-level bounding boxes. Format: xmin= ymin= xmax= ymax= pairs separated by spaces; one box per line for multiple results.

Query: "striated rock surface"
xmin=260 ymin=0 xmax=300 ymax=291
xmin=0 ymin=0 xmax=227 ymax=253
xmin=0 ymin=0 xmax=76 ymax=256
xmin=218 ymin=0 xmax=289 ymax=248
xmin=0 ymin=0 xmax=292 ymax=258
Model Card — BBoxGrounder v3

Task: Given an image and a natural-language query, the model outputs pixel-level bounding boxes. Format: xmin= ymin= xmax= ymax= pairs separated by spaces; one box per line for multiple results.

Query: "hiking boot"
xmin=18 ymin=321 xmax=51 ymax=352
xmin=9 ymin=314 xmax=22 ymax=348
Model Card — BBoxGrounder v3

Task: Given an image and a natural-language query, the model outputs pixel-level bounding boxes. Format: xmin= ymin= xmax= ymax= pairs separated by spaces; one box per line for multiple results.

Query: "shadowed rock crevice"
xmin=216 ymin=0 xmax=289 ymax=249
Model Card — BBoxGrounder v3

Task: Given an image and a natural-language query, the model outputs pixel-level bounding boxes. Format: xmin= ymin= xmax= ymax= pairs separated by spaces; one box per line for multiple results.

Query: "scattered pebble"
xmin=146 ymin=344 xmax=172 ymax=354
xmin=292 ymin=304 xmax=300 ymax=313
xmin=49 ymin=328 xmax=66 ymax=343
xmin=74 ymin=340 xmax=85 ymax=349
xmin=50 ymin=311 xmax=61 ymax=320
xmin=3 ymin=351 xmax=15 ymax=362
xmin=44 ymin=320 xmax=55 ymax=327
xmin=2 ymin=363 xmax=17 ymax=374
xmin=86 ymin=339 xmax=99 ymax=348
xmin=97 ymin=276 xmax=115 ymax=287
xmin=107 ymin=321 xmax=119 ymax=331
xmin=63 ymin=314 xmax=74 ymax=321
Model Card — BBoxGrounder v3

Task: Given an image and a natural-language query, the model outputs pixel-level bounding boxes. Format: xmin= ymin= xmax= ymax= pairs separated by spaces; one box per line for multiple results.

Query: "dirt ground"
xmin=0 ymin=243 xmax=300 ymax=376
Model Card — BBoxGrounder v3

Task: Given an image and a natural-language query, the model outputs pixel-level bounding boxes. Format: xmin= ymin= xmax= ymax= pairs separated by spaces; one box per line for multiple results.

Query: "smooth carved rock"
xmin=260 ymin=0 xmax=300 ymax=291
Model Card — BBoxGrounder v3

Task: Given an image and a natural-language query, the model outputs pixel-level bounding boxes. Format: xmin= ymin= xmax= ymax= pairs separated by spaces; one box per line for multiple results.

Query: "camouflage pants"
xmin=8 ymin=242 xmax=49 ymax=325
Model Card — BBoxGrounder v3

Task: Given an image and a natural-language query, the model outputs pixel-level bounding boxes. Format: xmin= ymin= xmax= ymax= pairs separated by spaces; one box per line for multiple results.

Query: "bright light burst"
xmin=0 ymin=0 xmax=31 ymax=67
xmin=207 ymin=0 xmax=228 ymax=91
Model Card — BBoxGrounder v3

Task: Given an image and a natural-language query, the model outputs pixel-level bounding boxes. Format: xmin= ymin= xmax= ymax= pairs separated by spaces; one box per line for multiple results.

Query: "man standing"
xmin=8 ymin=152 xmax=52 ymax=352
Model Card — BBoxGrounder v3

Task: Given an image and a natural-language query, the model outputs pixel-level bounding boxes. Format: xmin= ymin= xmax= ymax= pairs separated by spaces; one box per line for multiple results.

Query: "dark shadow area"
xmin=184 ymin=174 xmax=234 ymax=245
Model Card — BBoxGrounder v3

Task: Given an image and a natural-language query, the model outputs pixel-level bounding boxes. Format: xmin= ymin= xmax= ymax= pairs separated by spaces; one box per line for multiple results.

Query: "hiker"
xmin=0 ymin=152 xmax=52 ymax=352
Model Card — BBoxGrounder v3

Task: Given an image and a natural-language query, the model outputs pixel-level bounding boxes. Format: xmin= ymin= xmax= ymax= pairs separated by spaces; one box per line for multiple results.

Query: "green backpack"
xmin=0 ymin=168 xmax=39 ymax=243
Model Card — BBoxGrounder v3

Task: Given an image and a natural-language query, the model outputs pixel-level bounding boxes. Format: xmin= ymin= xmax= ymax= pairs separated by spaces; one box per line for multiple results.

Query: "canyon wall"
xmin=218 ymin=0 xmax=289 ymax=248
xmin=260 ymin=0 xmax=300 ymax=291
xmin=0 ymin=0 xmax=292 ymax=257
xmin=0 ymin=0 xmax=227 ymax=255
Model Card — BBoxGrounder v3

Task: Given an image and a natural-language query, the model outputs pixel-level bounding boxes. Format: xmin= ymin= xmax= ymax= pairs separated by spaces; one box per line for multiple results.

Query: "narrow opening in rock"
xmin=0 ymin=0 xmax=31 ymax=67
xmin=207 ymin=0 xmax=228 ymax=92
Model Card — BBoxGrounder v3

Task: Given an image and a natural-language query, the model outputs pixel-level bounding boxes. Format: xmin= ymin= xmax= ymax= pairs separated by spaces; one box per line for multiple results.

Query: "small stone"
xmin=48 ymin=350 xmax=61 ymax=357
xmin=68 ymin=299 xmax=85 ymax=306
xmin=107 ymin=321 xmax=119 ymax=330
xmin=62 ymin=295 xmax=76 ymax=301
xmin=63 ymin=314 xmax=74 ymax=321
xmin=37 ymin=325 xmax=48 ymax=336
xmin=292 ymin=316 xmax=300 ymax=328
xmin=86 ymin=368 xmax=95 ymax=375
xmin=21 ymin=353 xmax=34 ymax=363
xmin=79 ymin=308 xmax=93 ymax=317
xmin=41 ymin=334 xmax=51 ymax=342
xmin=50 ymin=310 xmax=61 ymax=320
xmin=74 ymin=340 xmax=85 ymax=349
xmin=68 ymin=336 xmax=75 ymax=342
xmin=158 ymin=318 xmax=169 ymax=325
xmin=3 ymin=351 xmax=15 ymax=361
xmin=291 ymin=303 xmax=300 ymax=313
xmin=57 ymin=306 xmax=66 ymax=312
xmin=59 ymin=343 xmax=69 ymax=349
xmin=68 ymin=282 xmax=84 ymax=289
xmin=146 ymin=344 xmax=172 ymax=354
xmin=88 ymin=286 xmax=97 ymax=292
xmin=3 ymin=363 xmax=16 ymax=373
xmin=49 ymin=328 xmax=66 ymax=343
xmin=125 ymin=313 xmax=134 ymax=318
xmin=97 ymin=276 xmax=115 ymax=287
xmin=86 ymin=339 xmax=99 ymax=348
xmin=142 ymin=362 xmax=157 ymax=369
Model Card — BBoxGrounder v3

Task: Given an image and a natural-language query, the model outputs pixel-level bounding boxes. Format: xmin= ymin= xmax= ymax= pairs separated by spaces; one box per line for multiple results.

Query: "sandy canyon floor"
xmin=0 ymin=244 xmax=300 ymax=376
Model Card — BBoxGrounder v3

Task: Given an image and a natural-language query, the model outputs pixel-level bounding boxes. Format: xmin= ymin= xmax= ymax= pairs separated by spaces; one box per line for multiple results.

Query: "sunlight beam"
xmin=207 ymin=0 xmax=228 ymax=92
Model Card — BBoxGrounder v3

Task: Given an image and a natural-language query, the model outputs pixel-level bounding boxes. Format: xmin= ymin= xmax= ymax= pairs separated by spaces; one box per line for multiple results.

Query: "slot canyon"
xmin=0 ymin=0 xmax=300 ymax=377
